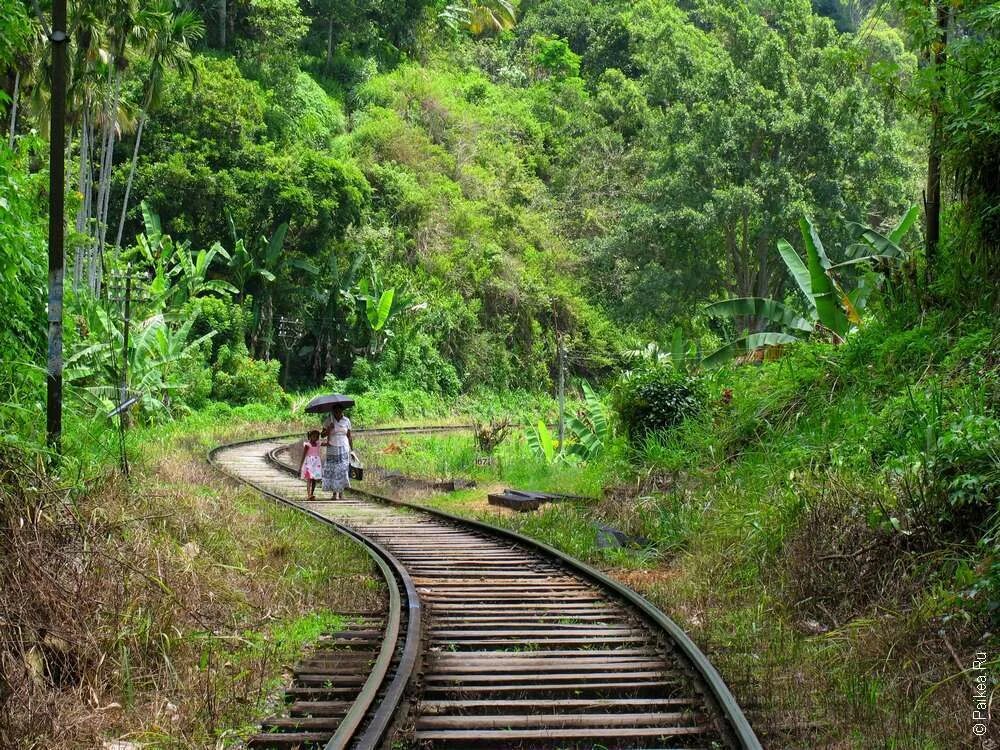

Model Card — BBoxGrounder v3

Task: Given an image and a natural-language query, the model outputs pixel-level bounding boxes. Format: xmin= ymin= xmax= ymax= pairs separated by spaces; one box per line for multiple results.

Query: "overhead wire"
xmin=852 ymin=0 xmax=894 ymax=51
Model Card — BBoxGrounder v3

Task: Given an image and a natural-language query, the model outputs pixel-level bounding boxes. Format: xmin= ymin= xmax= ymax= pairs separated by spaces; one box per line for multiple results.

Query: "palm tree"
xmin=113 ymin=3 xmax=203 ymax=252
xmin=91 ymin=0 xmax=162 ymax=290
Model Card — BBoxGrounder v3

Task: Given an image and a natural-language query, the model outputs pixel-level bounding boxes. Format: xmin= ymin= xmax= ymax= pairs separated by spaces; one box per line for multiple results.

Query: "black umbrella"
xmin=304 ymin=393 xmax=356 ymax=414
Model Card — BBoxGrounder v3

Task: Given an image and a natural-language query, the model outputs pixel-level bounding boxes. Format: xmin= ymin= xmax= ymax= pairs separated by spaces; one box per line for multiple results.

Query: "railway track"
xmin=210 ymin=431 xmax=761 ymax=750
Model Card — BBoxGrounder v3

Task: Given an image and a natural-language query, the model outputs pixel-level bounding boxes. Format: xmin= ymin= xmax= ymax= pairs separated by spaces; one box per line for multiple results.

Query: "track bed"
xmin=211 ymin=435 xmax=760 ymax=750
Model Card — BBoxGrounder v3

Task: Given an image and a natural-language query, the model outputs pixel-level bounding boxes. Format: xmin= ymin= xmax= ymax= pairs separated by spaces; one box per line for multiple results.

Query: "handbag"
xmin=348 ymin=451 xmax=364 ymax=481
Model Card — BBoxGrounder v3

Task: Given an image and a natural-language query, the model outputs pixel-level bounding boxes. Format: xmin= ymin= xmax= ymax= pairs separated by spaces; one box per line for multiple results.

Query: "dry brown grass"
xmin=0 ymin=428 xmax=378 ymax=749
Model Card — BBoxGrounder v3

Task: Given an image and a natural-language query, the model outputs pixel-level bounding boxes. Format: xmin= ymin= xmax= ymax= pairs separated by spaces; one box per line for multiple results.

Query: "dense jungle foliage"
xmin=1 ymin=0 xmax=998 ymax=746
xmin=2 ymin=0 xmax=959 ymax=424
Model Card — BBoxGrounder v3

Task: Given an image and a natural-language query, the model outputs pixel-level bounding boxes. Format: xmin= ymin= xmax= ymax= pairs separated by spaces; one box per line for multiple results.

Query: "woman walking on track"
xmin=322 ymin=405 xmax=352 ymax=500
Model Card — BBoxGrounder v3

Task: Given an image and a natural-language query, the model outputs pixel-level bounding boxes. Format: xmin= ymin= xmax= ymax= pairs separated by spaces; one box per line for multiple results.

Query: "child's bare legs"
xmin=306 ymin=478 xmax=315 ymax=500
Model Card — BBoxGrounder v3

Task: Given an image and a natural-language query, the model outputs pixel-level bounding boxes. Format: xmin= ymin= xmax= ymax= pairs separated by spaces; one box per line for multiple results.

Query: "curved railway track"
xmin=209 ymin=430 xmax=761 ymax=750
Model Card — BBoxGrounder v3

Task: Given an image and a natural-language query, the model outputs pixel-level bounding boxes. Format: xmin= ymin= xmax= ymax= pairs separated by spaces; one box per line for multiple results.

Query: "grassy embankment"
xmin=1 ymin=407 xmax=381 ymax=749
xmin=357 ymin=313 xmax=999 ymax=749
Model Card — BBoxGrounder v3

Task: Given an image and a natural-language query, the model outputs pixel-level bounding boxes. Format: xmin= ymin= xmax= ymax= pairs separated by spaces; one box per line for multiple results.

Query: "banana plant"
xmin=224 ymin=217 xmax=311 ymax=359
xmin=167 ymin=241 xmax=237 ymax=305
xmin=625 ymin=328 xmax=701 ymax=374
xmin=703 ymin=208 xmax=918 ymax=367
xmin=526 ymin=419 xmax=557 ymax=464
xmin=526 ymin=382 xmax=612 ymax=464
xmin=440 ymin=0 xmax=516 ymax=35
xmin=309 ymin=249 xmax=367 ymax=379
xmin=129 ymin=202 xmax=237 ymax=311
xmin=64 ymin=294 xmax=214 ymax=420
xmin=354 ymin=267 xmax=427 ymax=357
xmin=564 ymin=382 xmax=612 ymax=461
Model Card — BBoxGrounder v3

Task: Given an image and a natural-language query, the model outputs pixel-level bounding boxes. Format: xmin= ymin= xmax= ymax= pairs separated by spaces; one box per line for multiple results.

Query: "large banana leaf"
xmin=836 ymin=206 xmax=917 ymax=269
xmin=526 ymin=419 xmax=555 ymax=463
xmin=702 ymin=332 xmax=800 ymax=368
xmin=705 ymin=297 xmax=814 ymax=333
xmin=366 ymin=288 xmax=395 ymax=331
xmin=559 ymin=381 xmax=611 ymax=463
xmin=800 ymin=217 xmax=848 ymax=336
xmin=141 ymin=201 xmax=162 ymax=251
xmin=776 ymin=239 xmax=816 ymax=313
xmin=566 ymin=415 xmax=602 ymax=460
xmin=264 ymin=222 xmax=288 ymax=266
xmin=802 ymin=216 xmax=834 ymax=269
xmin=888 ymin=205 xmax=920 ymax=244
xmin=831 ymin=226 xmax=906 ymax=270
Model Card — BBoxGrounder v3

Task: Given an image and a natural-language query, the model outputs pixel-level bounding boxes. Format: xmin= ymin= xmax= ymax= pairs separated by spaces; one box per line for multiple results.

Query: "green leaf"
xmin=580 ymin=381 xmax=609 ymax=444
xmin=141 ymin=201 xmax=162 ymax=249
xmin=801 ymin=216 xmax=833 ymax=270
xmin=670 ymin=327 xmax=685 ymax=372
xmin=705 ymin=297 xmax=814 ymax=333
xmin=207 ymin=240 xmax=230 ymax=261
xmin=537 ymin=419 xmax=555 ymax=463
xmin=702 ymin=332 xmax=800 ymax=368
xmin=566 ymin=415 xmax=602 ymax=460
xmin=367 ymin=288 xmax=395 ymax=331
xmin=776 ymin=239 xmax=816 ymax=312
xmin=888 ymin=205 xmax=919 ymax=244
xmin=266 ymin=222 xmax=288 ymax=265
xmin=200 ymin=279 xmax=239 ymax=296
xmin=290 ymin=257 xmax=319 ymax=276
xmin=799 ymin=217 xmax=847 ymax=336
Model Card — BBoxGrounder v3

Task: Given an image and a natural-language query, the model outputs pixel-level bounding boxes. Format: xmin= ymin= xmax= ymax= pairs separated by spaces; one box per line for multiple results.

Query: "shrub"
xmin=341 ymin=336 xmax=462 ymax=397
xmin=191 ymin=296 xmax=250 ymax=362
xmin=173 ymin=352 xmax=213 ymax=412
xmin=613 ymin=365 xmax=703 ymax=440
xmin=343 ymin=358 xmax=375 ymax=395
xmin=212 ymin=344 xmax=287 ymax=406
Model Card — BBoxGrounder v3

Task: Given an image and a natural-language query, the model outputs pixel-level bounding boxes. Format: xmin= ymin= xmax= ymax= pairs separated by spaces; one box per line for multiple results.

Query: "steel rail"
xmin=207 ymin=440 xmax=422 ymax=750
xmin=260 ymin=429 xmax=763 ymax=750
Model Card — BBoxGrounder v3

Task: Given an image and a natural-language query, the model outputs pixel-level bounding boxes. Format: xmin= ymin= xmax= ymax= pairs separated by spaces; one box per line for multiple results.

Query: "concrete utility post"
xmin=557 ymin=334 xmax=566 ymax=450
xmin=277 ymin=316 xmax=304 ymax=389
xmin=46 ymin=0 xmax=68 ymax=454
xmin=108 ymin=266 xmax=149 ymax=477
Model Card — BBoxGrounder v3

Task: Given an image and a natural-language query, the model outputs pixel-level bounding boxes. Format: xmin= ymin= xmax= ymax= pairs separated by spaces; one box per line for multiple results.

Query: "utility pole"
xmin=118 ymin=272 xmax=133 ymax=476
xmin=108 ymin=266 xmax=147 ymax=477
xmin=46 ymin=0 xmax=68 ymax=454
xmin=277 ymin=316 xmax=304 ymax=389
xmin=557 ymin=334 xmax=566 ymax=451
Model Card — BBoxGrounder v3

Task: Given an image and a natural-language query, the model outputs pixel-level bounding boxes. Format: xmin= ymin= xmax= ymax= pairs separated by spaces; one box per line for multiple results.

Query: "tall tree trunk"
xmin=7 ymin=68 xmax=19 ymax=148
xmin=114 ymin=111 xmax=146 ymax=251
xmin=326 ymin=13 xmax=335 ymax=73
xmin=924 ymin=0 xmax=949 ymax=285
xmin=89 ymin=114 xmax=113 ymax=293
xmin=89 ymin=69 xmax=115 ymax=293
xmin=218 ymin=0 xmax=226 ymax=49
xmin=93 ymin=68 xmax=124 ymax=294
xmin=75 ymin=111 xmax=93 ymax=290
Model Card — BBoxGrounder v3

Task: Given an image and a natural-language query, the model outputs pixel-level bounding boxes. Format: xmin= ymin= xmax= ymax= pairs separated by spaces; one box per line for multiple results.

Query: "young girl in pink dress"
xmin=299 ymin=429 xmax=324 ymax=500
